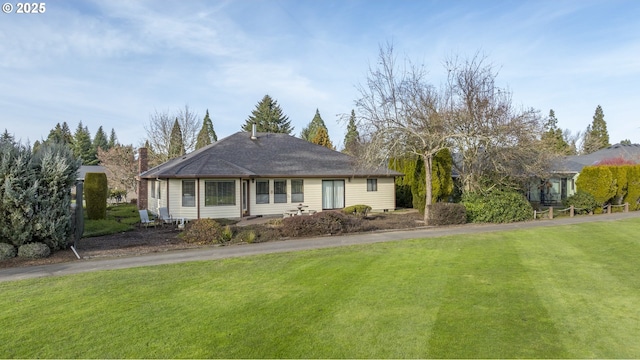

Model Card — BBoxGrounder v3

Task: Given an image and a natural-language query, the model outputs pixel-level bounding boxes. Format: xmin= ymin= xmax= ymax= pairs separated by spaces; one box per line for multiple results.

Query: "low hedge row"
xmin=462 ymin=189 xmax=533 ymax=223
xmin=1 ymin=242 xmax=51 ymax=260
xmin=281 ymin=211 xmax=367 ymax=237
xmin=427 ymin=203 xmax=467 ymax=226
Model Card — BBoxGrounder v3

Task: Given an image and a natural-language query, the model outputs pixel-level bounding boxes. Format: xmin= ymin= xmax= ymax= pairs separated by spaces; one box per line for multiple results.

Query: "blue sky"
xmin=1 ymin=0 xmax=639 ymax=149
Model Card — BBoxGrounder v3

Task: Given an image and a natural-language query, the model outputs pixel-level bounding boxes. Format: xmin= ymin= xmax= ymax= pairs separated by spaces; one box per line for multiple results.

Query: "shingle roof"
xmin=141 ymin=131 xmax=402 ymax=179
xmin=551 ymin=143 xmax=640 ymax=173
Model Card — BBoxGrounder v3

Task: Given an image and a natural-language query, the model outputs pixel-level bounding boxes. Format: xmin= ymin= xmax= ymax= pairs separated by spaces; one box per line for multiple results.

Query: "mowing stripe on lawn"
xmin=427 ymin=234 xmax=569 ymax=358
xmin=2 ymin=219 xmax=640 ymax=358
xmin=514 ymin=222 xmax=640 ymax=359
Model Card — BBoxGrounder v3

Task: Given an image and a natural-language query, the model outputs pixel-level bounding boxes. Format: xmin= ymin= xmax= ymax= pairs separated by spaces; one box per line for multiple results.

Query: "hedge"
xmin=85 ymin=172 xmax=108 ymax=220
xmin=427 ymin=203 xmax=467 ymax=225
xmin=462 ymin=189 xmax=533 ymax=223
xmin=576 ymin=164 xmax=640 ymax=211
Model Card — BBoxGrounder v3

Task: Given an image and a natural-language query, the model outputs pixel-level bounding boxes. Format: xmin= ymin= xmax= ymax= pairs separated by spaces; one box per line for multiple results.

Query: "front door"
xmin=242 ymin=180 xmax=250 ymax=216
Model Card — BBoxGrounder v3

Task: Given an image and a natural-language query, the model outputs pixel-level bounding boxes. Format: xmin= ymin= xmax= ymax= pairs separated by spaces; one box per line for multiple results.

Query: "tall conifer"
xmin=168 ymin=118 xmax=185 ymax=158
xmin=241 ymin=95 xmax=293 ymax=134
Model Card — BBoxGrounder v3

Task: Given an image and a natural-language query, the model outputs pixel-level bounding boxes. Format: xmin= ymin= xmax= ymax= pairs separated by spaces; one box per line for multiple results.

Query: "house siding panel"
xmin=168 ymin=179 xmax=198 ymax=220
xmin=249 ymin=179 xmax=324 ymax=216
xmin=147 ymin=180 xmax=167 ymax=216
xmin=345 ymin=177 xmax=395 ymax=211
xmin=162 ymin=177 xmax=395 ymax=220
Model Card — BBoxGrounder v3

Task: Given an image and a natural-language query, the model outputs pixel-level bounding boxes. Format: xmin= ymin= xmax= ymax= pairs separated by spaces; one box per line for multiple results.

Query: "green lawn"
xmin=82 ymin=203 xmax=139 ymax=237
xmin=2 ymin=219 xmax=640 ymax=358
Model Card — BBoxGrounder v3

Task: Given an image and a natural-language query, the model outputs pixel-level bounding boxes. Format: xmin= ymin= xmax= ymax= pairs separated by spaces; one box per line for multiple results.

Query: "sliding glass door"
xmin=322 ymin=180 xmax=345 ymax=209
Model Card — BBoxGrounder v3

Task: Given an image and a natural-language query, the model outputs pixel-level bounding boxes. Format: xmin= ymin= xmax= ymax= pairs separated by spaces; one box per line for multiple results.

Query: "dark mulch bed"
xmin=1 ymin=211 xmax=424 ymax=269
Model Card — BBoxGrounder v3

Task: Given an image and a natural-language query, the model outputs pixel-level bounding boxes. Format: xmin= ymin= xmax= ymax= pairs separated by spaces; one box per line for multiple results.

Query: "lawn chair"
xmin=158 ymin=207 xmax=173 ymax=226
xmin=139 ymin=209 xmax=159 ymax=228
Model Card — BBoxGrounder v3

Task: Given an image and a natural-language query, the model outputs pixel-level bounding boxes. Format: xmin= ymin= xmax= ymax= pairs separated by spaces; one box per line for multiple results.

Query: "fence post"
xmin=624 ymin=203 xmax=629 ymax=212
xmin=607 ymin=204 xmax=611 ymax=214
xmin=548 ymin=206 xmax=553 ymax=220
xmin=570 ymin=205 xmax=574 ymax=217
xmin=534 ymin=210 xmax=537 ymax=219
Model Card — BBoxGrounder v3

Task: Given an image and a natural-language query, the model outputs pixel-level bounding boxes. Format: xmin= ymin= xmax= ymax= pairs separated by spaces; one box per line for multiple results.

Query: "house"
xmin=138 ymin=130 xmax=401 ymax=220
xmin=77 ymin=165 xmax=106 ymax=181
xmin=527 ymin=143 xmax=640 ymax=205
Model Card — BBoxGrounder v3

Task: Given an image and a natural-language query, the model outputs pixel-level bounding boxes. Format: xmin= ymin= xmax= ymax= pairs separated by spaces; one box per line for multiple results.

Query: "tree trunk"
xmin=423 ymin=154 xmax=433 ymax=225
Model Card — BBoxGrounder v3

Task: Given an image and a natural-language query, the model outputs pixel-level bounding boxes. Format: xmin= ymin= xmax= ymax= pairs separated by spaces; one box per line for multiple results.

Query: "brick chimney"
xmin=137 ymin=147 xmax=148 ymax=210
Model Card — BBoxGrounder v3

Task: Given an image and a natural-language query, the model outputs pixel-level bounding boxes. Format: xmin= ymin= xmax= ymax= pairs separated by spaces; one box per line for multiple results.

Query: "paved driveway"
xmin=2 ymin=211 xmax=639 ymax=283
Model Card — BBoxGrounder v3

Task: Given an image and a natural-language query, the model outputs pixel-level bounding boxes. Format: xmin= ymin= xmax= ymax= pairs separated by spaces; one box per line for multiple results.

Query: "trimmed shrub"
xmin=85 ymin=172 xmax=108 ymax=220
xmin=462 ymin=189 xmax=533 ymax=223
xmin=624 ymin=165 xmax=640 ymax=210
xmin=343 ymin=205 xmax=372 ymax=217
xmin=606 ymin=165 xmax=629 ymax=205
xmin=563 ymin=191 xmax=598 ymax=214
xmin=575 ymin=166 xmax=616 ymax=211
xmin=427 ymin=203 xmax=467 ymax=226
xmin=180 ymin=219 xmax=222 ymax=244
xmin=17 ymin=242 xmax=51 ymax=259
xmin=0 ymin=243 xmax=17 ymax=260
xmin=281 ymin=211 xmax=359 ymax=237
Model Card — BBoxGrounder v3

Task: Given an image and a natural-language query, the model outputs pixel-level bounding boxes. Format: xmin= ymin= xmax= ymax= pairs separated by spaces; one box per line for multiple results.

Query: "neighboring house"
xmin=77 ymin=165 xmax=135 ymax=202
xmin=77 ymin=165 xmax=106 ymax=181
xmin=138 ymin=130 xmax=401 ymax=220
xmin=527 ymin=143 xmax=640 ymax=205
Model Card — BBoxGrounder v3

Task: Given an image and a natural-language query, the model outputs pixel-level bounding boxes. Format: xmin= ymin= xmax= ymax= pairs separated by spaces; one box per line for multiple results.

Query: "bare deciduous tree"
xmin=96 ymin=145 xmax=138 ymax=201
xmin=356 ymin=43 xmax=450 ymax=224
xmin=356 ymin=45 xmax=551 ymax=223
xmin=444 ymin=54 xmax=551 ymax=192
xmin=143 ymin=104 xmax=200 ymax=165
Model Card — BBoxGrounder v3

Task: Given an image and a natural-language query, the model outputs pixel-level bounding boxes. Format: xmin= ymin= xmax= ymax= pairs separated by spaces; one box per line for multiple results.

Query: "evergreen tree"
xmin=342 ymin=110 xmax=360 ymax=155
xmin=168 ymin=118 xmax=185 ymax=158
xmin=389 ymin=157 xmax=416 ymax=208
xmin=61 ymin=122 xmax=72 ymax=144
xmin=620 ymin=139 xmax=632 ymax=145
xmin=93 ymin=126 xmax=109 ymax=154
xmin=0 ymin=141 xmax=38 ymax=246
xmin=311 ymin=126 xmax=334 ymax=149
xmin=241 ymin=95 xmax=293 ymax=134
xmin=410 ymin=149 xmax=454 ymax=214
xmin=32 ymin=140 xmax=41 ymax=153
xmin=431 ymin=148 xmax=453 ymax=202
xmin=541 ymin=109 xmax=570 ymax=154
xmin=591 ymin=105 xmax=610 ymax=147
xmin=582 ymin=105 xmax=610 ymax=154
xmin=108 ymin=128 xmax=118 ymax=149
xmin=301 ymin=109 xmax=328 ymax=141
xmin=47 ymin=122 xmax=73 ymax=145
xmin=31 ymin=142 xmax=81 ymax=249
xmin=72 ymin=121 xmax=96 ymax=164
xmin=195 ymin=110 xmax=217 ymax=150
xmin=1 ymin=129 xmax=14 ymax=144
xmin=47 ymin=123 xmax=63 ymax=143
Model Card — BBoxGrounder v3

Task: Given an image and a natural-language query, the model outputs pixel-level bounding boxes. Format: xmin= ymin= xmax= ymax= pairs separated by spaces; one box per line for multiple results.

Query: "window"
xmin=182 ymin=180 xmax=195 ymax=207
xmin=274 ymin=180 xmax=287 ymax=203
xmin=256 ymin=180 xmax=269 ymax=204
xmin=157 ymin=181 xmax=161 ymax=199
xmin=291 ymin=179 xmax=304 ymax=203
xmin=322 ymin=180 xmax=345 ymax=209
xmin=205 ymin=181 xmax=235 ymax=206
xmin=150 ymin=181 xmax=156 ymax=199
xmin=367 ymin=179 xmax=378 ymax=192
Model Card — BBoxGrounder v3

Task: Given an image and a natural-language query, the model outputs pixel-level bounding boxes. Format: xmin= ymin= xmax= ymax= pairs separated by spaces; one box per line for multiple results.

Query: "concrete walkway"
xmin=2 ymin=211 xmax=639 ymax=283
